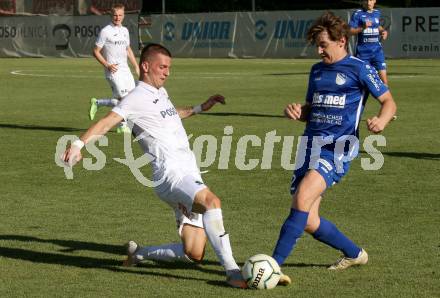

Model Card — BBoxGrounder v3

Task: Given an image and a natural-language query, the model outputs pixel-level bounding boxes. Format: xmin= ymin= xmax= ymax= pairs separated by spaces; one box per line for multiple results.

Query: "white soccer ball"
xmin=242 ymin=254 xmax=281 ymax=290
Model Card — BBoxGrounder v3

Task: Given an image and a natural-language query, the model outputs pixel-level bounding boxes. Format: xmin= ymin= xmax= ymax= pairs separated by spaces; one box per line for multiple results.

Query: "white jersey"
xmin=112 ymin=81 xmax=199 ymax=182
xmin=95 ymin=23 xmax=131 ymax=77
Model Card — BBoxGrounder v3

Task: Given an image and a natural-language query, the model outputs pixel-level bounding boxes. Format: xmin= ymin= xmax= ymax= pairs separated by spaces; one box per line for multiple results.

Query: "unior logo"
xmin=181 ymin=21 xmax=231 ymax=40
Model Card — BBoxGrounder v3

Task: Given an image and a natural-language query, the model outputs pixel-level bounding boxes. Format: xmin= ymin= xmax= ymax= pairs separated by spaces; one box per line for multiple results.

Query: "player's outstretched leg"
xmin=310 ymin=217 xmax=368 ymax=270
xmin=123 ymin=241 xmax=193 ymax=266
xmin=194 ymin=189 xmax=247 ymax=289
xmin=89 ymin=98 xmax=118 ymax=120
xmin=328 ymin=248 xmax=368 ymax=270
xmin=122 ymin=240 xmax=140 ymax=267
xmin=272 ymin=208 xmax=309 ymax=266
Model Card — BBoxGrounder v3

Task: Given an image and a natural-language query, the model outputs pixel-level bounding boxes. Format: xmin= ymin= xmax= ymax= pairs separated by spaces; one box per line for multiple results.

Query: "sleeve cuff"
xmin=112 ymin=107 xmax=127 ymax=121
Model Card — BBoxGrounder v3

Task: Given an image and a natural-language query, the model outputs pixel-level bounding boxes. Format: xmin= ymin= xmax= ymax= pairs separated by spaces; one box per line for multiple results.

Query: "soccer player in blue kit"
xmin=271 ymin=12 xmax=396 ymax=276
xmin=349 ymin=0 xmax=389 ymax=85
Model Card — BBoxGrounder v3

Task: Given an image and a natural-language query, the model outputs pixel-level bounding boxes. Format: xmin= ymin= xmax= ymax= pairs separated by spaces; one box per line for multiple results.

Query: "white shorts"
xmin=106 ymin=68 xmax=136 ymax=99
xmin=155 ymin=174 xmax=207 ymax=236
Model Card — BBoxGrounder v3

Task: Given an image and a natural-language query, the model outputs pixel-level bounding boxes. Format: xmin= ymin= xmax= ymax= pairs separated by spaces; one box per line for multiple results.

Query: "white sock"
xmin=96 ymin=98 xmax=119 ymax=107
xmin=135 ymin=243 xmax=192 ymax=263
xmin=202 ymin=208 xmax=239 ymax=271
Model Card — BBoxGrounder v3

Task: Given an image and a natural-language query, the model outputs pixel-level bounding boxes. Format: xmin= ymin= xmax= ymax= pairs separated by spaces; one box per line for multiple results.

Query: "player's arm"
xmin=61 ymin=112 xmax=123 ymax=166
xmin=89 ymin=5 xmax=102 ymax=15
xmin=127 ymin=46 xmax=140 ymax=78
xmin=349 ymin=12 xmax=363 ymax=35
xmin=349 ymin=27 xmax=363 ymax=35
xmin=367 ymin=91 xmax=396 ymax=133
xmin=177 ymin=94 xmax=226 ymax=119
xmin=93 ymin=46 xmax=117 ymax=73
xmin=379 ymin=25 xmax=388 ymax=40
xmin=284 ymin=102 xmax=310 ymax=122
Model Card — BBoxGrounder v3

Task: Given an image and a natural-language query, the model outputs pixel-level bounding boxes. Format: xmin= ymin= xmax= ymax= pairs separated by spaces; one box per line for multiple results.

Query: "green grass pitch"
xmin=0 ymin=57 xmax=439 ymax=297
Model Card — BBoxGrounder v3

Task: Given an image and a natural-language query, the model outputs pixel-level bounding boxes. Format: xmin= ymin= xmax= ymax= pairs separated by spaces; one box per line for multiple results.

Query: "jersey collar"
xmin=138 ymin=81 xmax=162 ymax=95
xmin=110 ymin=22 xmax=122 ymax=28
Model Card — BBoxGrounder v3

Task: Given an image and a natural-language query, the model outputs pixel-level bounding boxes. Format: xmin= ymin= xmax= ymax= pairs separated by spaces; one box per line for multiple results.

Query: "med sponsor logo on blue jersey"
xmin=312 ymin=93 xmax=346 ymax=109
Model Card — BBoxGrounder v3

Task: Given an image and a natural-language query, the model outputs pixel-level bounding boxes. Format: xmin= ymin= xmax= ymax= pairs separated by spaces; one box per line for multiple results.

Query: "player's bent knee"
xmin=184 ymin=249 xmax=205 ymax=262
xmin=305 ymin=221 xmax=320 ymax=234
xmin=193 ymin=188 xmax=221 ymax=212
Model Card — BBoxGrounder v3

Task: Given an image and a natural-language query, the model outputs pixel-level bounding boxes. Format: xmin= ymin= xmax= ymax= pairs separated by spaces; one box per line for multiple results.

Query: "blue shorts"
xmin=357 ymin=50 xmax=387 ymax=71
xmin=290 ymin=149 xmax=351 ymax=195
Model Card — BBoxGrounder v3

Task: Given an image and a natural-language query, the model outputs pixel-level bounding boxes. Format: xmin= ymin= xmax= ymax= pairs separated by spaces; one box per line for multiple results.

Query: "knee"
xmin=205 ymin=193 xmax=220 ymax=209
xmin=184 ymin=249 xmax=204 ymax=262
xmin=193 ymin=189 xmax=221 ymax=213
xmin=294 ymin=192 xmax=314 ymax=211
xmin=304 ymin=216 xmax=320 ymax=234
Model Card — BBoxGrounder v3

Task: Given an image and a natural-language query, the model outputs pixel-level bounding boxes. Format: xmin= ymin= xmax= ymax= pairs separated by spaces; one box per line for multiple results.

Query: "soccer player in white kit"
xmin=62 ymin=43 xmax=247 ymax=288
xmin=89 ymin=3 xmax=140 ymax=133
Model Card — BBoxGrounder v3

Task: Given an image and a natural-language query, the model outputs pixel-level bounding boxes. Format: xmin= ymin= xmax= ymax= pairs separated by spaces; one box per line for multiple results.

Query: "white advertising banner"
xmin=381 ymin=7 xmax=440 ymax=58
xmin=0 ymin=14 xmax=138 ymax=57
xmin=140 ymin=12 xmax=238 ymax=58
xmin=141 ymin=8 xmax=440 ymax=59
xmin=140 ymin=11 xmax=329 ymax=58
xmin=1 ymin=8 xmax=439 ymax=58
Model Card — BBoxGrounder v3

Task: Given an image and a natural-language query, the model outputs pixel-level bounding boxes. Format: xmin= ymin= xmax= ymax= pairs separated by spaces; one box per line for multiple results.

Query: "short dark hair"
xmin=307 ymin=11 xmax=349 ymax=49
xmin=140 ymin=43 xmax=172 ymax=63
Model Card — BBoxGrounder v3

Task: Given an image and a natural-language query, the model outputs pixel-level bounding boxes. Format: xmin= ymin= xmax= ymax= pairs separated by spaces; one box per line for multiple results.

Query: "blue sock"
xmin=312 ymin=217 xmax=361 ymax=258
xmin=96 ymin=99 xmax=118 ymax=107
xmin=272 ymin=209 xmax=309 ymax=265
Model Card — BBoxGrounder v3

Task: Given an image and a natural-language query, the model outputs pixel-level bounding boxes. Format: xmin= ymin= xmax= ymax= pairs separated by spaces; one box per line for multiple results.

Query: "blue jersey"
xmin=290 ymin=55 xmax=388 ymax=192
xmin=349 ymin=9 xmax=383 ymax=59
xmin=304 ymin=55 xmax=388 ymax=145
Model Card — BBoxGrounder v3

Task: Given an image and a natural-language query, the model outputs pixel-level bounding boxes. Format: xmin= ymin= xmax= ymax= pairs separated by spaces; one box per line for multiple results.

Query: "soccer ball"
xmin=241 ymin=254 xmax=281 ymax=290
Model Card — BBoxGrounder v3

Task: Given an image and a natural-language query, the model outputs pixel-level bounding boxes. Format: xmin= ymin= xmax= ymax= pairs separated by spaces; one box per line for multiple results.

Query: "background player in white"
xmin=89 ymin=3 xmax=139 ymax=133
xmin=62 ymin=44 xmax=248 ymax=288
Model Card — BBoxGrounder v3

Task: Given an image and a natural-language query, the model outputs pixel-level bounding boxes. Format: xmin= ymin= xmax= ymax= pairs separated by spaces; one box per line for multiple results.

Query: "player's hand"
xmin=61 ymin=145 xmax=83 ymax=167
xmin=284 ymin=103 xmax=302 ymax=120
xmin=381 ymin=30 xmax=388 ymax=40
xmin=106 ymin=63 xmax=118 ymax=73
xmin=201 ymin=94 xmax=226 ymax=111
xmin=367 ymin=116 xmax=387 ymax=133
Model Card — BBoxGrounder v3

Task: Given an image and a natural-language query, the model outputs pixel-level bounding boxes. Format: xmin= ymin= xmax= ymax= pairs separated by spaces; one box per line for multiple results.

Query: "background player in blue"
xmin=349 ymin=0 xmax=389 ymax=85
xmin=271 ymin=12 xmax=396 ymax=274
